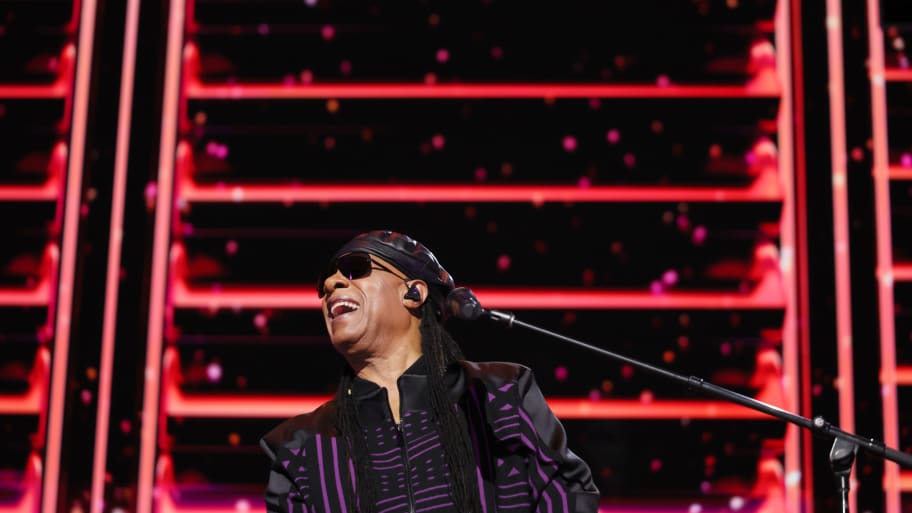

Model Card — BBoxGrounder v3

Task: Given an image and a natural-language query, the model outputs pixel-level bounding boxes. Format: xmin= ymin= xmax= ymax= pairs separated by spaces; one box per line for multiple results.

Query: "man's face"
xmin=320 ymin=254 xmax=414 ymax=354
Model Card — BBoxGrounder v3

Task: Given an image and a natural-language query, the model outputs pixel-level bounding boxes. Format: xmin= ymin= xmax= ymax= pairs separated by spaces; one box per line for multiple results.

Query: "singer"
xmin=260 ymin=230 xmax=600 ymax=513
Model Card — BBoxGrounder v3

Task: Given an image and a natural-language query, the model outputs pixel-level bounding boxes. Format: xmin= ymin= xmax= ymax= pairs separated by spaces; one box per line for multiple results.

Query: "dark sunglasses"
xmin=317 ymin=252 xmax=403 ymax=298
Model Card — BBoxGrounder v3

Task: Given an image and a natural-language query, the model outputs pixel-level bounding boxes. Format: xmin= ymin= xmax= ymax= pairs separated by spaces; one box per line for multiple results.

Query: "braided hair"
xmin=333 ymin=301 xmax=482 ymax=513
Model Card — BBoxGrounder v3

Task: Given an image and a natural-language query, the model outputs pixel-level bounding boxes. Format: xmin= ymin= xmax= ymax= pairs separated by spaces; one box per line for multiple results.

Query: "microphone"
xmin=446 ymin=287 xmax=516 ymax=325
xmin=446 ymin=287 xmax=484 ymax=320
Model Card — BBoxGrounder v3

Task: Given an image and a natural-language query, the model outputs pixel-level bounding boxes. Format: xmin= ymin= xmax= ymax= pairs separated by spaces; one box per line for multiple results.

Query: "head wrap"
xmin=327 ymin=230 xmax=455 ymax=315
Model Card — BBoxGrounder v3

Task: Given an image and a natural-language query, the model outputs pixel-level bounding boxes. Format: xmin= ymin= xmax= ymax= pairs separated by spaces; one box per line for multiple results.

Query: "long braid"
xmin=419 ymin=301 xmax=483 ymax=513
xmin=334 ymin=366 xmax=379 ymax=513
xmin=334 ymin=301 xmax=482 ymax=513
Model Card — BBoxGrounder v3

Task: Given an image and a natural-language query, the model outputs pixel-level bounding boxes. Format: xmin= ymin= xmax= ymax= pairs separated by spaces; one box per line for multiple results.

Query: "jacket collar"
xmin=349 ymin=356 xmax=464 ymax=423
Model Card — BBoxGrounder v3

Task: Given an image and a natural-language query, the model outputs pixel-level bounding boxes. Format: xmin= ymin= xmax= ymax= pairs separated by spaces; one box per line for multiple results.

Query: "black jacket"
xmin=261 ymin=359 xmax=600 ymax=513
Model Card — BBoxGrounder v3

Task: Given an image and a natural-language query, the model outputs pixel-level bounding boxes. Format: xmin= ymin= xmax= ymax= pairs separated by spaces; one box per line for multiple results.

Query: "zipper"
xmin=397 ymin=421 xmax=416 ymax=513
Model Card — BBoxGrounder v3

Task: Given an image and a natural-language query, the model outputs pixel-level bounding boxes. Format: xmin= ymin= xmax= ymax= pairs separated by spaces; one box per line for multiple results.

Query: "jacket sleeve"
xmin=515 ymin=366 xmax=601 ymax=513
xmin=261 ymin=438 xmax=310 ymax=513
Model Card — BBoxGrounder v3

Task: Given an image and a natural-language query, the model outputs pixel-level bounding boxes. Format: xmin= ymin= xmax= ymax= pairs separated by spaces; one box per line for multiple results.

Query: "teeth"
xmin=330 ymin=300 xmax=360 ymax=318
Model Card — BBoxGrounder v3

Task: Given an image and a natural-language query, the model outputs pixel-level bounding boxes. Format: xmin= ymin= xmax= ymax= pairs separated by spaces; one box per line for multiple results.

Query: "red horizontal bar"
xmin=0 ymin=348 xmax=49 ymax=415
xmin=186 ymin=81 xmax=781 ymax=100
xmin=157 ymin=492 xmax=776 ymax=513
xmin=892 ymin=366 xmax=912 ymax=385
xmin=901 ymin=471 xmax=912 ymax=492
xmin=164 ymin=390 xmax=774 ymax=420
xmin=171 ymin=269 xmax=785 ymax=310
xmin=883 ymin=67 xmax=912 ymax=82
xmin=178 ymin=177 xmax=782 ymax=204
xmin=889 ymin=165 xmax=912 ymax=180
xmin=0 ymin=182 xmax=61 ymax=201
xmin=0 ymin=454 xmax=40 ymax=513
xmin=0 ymin=279 xmax=52 ymax=307
xmin=894 ymin=263 xmax=912 ymax=282
xmin=0 ymin=83 xmax=69 ymax=99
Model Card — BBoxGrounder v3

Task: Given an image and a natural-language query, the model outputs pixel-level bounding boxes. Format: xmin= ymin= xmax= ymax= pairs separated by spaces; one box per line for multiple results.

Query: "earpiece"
xmin=403 ymin=285 xmax=421 ymax=301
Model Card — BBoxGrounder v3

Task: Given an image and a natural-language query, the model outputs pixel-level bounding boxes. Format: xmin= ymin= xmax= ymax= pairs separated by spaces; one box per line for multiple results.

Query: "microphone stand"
xmin=481 ymin=308 xmax=912 ymax=512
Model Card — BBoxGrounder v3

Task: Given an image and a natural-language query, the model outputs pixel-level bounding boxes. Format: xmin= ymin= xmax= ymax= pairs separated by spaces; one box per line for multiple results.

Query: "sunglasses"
xmin=317 ymin=252 xmax=404 ymax=298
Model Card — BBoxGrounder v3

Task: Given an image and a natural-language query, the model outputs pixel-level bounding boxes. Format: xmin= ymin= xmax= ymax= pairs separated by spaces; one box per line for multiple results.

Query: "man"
xmin=261 ymin=230 xmax=600 ymax=513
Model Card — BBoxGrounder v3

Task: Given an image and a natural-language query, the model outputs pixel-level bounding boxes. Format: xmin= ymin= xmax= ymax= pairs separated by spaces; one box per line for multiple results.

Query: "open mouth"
xmin=329 ymin=299 xmax=360 ymax=319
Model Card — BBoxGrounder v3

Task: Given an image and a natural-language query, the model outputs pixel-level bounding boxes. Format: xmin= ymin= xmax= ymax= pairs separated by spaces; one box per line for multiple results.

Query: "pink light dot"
xmin=700 ymin=481 xmax=712 ymax=493
xmin=339 ymin=60 xmax=352 ymax=75
xmin=120 ymin=419 xmax=132 ymax=434
xmin=257 ymin=24 xmax=269 ymax=35
xmin=321 ymin=25 xmax=335 ymax=41
xmin=474 ymin=167 xmax=487 ymax=181
xmin=436 ymin=48 xmax=450 ymax=63
xmin=490 ymin=46 xmax=504 ymax=59
xmin=424 ymin=72 xmax=437 ymax=84
xmin=902 ymin=153 xmax=912 ymax=168
xmin=226 ymin=240 xmax=238 ymax=255
xmin=496 ymin=254 xmax=511 ymax=271
xmin=324 ymin=137 xmax=336 ymax=150
xmin=588 ymin=389 xmax=601 ymax=401
xmin=300 ymin=70 xmax=314 ymax=84
xmin=577 ymin=176 xmax=591 ymax=188
xmin=606 ymin=129 xmax=620 ymax=144
xmin=744 ymin=151 xmax=757 ymax=166
xmin=656 ymin=75 xmax=671 ymax=87
xmin=81 ymin=389 xmax=93 ymax=404
xmin=639 ymin=390 xmax=654 ymax=403
xmin=182 ymin=224 xmax=194 ymax=236
xmin=662 ymin=269 xmax=679 ymax=286
xmin=145 ymin=182 xmax=158 ymax=201
xmin=621 ymin=365 xmax=634 ymax=379
xmin=623 ymin=153 xmax=636 ymax=168
xmin=554 ymin=366 xmax=569 ymax=382
xmin=692 ymin=225 xmax=708 ymax=245
xmin=235 ymin=499 xmax=251 ymax=513
xmin=650 ymin=280 xmax=664 ymax=294
xmin=304 ymin=0 xmax=317 ymax=6
xmin=588 ymin=98 xmax=602 ymax=110
xmin=254 ymin=313 xmax=268 ymax=329
xmin=431 ymin=134 xmax=445 ymax=150
xmin=676 ymin=215 xmax=691 ymax=231
xmin=650 ymin=459 xmax=663 ymax=472
xmin=562 ymin=135 xmax=578 ymax=152
xmin=720 ymin=342 xmax=732 ymax=356
xmin=207 ymin=362 xmax=223 ymax=382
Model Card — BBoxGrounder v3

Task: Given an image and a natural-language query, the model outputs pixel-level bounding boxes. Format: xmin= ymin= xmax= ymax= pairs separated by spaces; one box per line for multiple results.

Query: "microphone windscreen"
xmin=446 ymin=287 xmax=484 ymax=320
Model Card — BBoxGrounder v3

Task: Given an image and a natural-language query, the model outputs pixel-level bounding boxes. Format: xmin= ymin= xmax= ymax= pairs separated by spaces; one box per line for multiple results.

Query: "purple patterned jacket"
xmin=261 ymin=358 xmax=600 ymax=513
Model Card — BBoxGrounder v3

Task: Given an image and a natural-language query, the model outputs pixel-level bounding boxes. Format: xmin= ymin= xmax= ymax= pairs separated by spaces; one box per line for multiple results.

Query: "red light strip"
xmin=176 ymin=175 xmax=782 ymax=204
xmin=894 ymin=263 xmax=912 ymax=282
xmin=186 ymin=81 xmax=780 ymax=100
xmin=136 ymin=1 xmax=185 ymax=513
xmin=0 ymin=347 xmax=49 ymax=414
xmin=887 ymin=366 xmax=912 ymax=385
xmin=170 ymin=269 xmax=785 ymax=311
xmin=888 ymin=165 xmax=912 ymax=180
xmin=0 ymin=84 xmax=69 ymax=99
xmin=774 ymin=1 xmax=804 ymax=509
xmin=883 ymin=68 xmax=912 ymax=81
xmin=0 ymin=454 xmax=41 ymax=513
xmin=867 ymin=0 xmax=901 ymax=510
xmin=0 ymin=280 xmax=52 ymax=307
xmin=0 ymin=142 xmax=68 ymax=201
xmin=41 ymin=1 xmax=98 ymax=512
xmin=825 ymin=1 xmax=857 ymax=510
xmin=0 ymin=45 xmax=76 ymax=100
xmin=90 ymin=1 xmax=142 ymax=512
xmin=900 ymin=471 xmax=912 ymax=491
